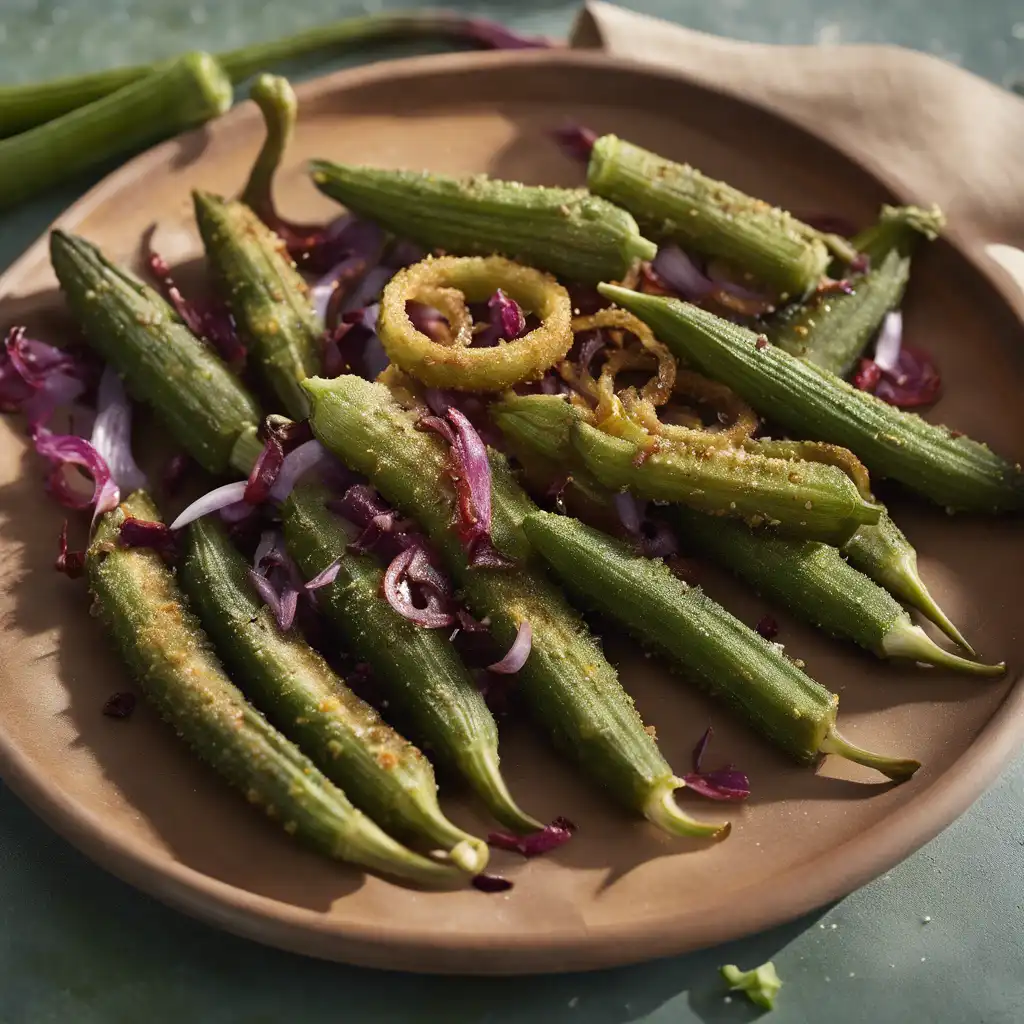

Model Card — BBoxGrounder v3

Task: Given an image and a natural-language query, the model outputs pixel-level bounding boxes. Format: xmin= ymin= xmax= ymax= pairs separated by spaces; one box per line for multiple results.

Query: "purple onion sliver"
xmin=551 ymin=122 xmax=598 ymax=162
xmin=650 ymin=246 xmax=714 ymax=300
xmin=91 ymin=366 xmax=148 ymax=493
xmin=683 ymin=771 xmax=751 ymax=801
xmin=460 ymin=17 xmax=551 ymax=49
xmin=32 ymin=427 xmax=119 ymax=515
xmin=487 ymin=620 xmax=532 ymax=674
xmin=253 ymin=530 xmax=281 ymax=572
xmin=755 ymin=614 xmax=779 ymax=641
xmin=872 ymin=310 xmax=903 ymax=372
xmin=269 ymin=440 xmax=330 ymax=503
xmin=310 ymin=254 xmax=366 ymax=323
xmin=248 ymin=568 xmax=283 ymax=620
xmin=277 ymin=586 xmax=299 ymax=632
xmin=119 ymin=518 xmax=177 ymax=557
xmin=170 ymin=481 xmax=249 ymax=531
xmin=614 ymin=491 xmax=643 ymax=536
xmin=488 ymin=289 xmax=526 ymax=340
xmin=472 ymin=873 xmax=514 ymax=893
xmin=304 ymin=557 xmax=342 ymax=591
xmin=691 ymin=726 xmax=713 ymax=774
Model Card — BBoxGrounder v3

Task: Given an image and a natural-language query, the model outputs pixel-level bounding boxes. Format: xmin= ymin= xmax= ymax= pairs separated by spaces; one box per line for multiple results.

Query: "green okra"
xmin=88 ymin=493 xmax=465 ymax=887
xmin=586 ymin=135 xmax=846 ymax=298
xmin=309 ymin=161 xmax=656 ymax=284
xmin=844 ymin=514 xmax=973 ymax=653
xmin=50 ymin=231 xmax=263 ymax=475
xmin=670 ymin=507 xmax=1001 ymax=675
xmin=302 ymin=373 xmax=729 ymax=839
xmin=0 ymin=53 xmax=232 ymax=212
xmin=494 ymin=392 xmax=880 ymax=544
xmin=281 ymin=482 xmax=541 ymax=834
xmin=572 ymin=420 xmax=881 ymax=545
xmin=521 ymin=510 xmax=921 ymax=781
xmin=600 ymin=285 xmax=1024 ymax=513
xmin=179 ymin=516 xmax=490 ymax=871
xmin=493 ymin=395 xmax=988 ymax=672
xmin=768 ymin=204 xmax=944 ymax=376
xmin=194 ymin=190 xmax=322 ymax=421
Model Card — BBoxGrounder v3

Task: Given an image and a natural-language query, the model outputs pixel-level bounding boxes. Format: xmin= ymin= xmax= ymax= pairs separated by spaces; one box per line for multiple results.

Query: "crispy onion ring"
xmin=378 ymin=255 xmax=572 ymax=391
xmin=747 ymin=438 xmax=873 ymax=499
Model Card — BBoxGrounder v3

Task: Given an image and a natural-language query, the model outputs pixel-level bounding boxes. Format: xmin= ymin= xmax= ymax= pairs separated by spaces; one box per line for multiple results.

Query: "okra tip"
xmin=445 ymin=837 xmax=491 ymax=876
xmin=881 ymin=623 xmax=1004 ymax=678
xmin=907 ymin=586 xmax=975 ymax=656
xmin=645 ymin=777 xmax=731 ymax=840
xmin=463 ymin=743 xmax=544 ymax=834
xmin=818 ymin=726 xmax=921 ymax=783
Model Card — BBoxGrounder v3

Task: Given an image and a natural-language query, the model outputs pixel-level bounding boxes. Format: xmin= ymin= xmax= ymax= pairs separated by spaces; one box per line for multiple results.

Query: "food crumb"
xmin=922 ymin=915 xmax=931 ymax=924
xmin=830 ymin=923 xmax=838 ymax=930
xmin=921 ymin=957 xmax=927 ymax=962
xmin=724 ymin=996 xmax=732 ymax=1004
xmin=568 ymin=996 xmax=579 ymax=1009
xmin=849 ymin=972 xmax=855 ymax=978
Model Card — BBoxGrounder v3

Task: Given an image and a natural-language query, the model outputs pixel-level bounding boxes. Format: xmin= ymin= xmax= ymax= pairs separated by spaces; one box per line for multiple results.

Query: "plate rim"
xmin=0 ymin=45 xmax=1021 ymax=974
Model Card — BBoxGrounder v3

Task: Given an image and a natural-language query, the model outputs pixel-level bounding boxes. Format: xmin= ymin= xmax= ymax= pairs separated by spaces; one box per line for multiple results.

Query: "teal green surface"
xmin=1 ymin=2 xmax=1023 ymax=1020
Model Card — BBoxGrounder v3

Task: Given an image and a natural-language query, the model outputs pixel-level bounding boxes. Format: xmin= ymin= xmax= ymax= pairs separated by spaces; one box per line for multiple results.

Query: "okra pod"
xmin=493 ymin=396 xmax=988 ymax=671
xmin=179 ymin=516 xmax=490 ymax=870
xmin=844 ymin=515 xmax=973 ymax=652
xmin=586 ymin=135 xmax=838 ymax=297
xmin=493 ymin=393 xmax=880 ymax=544
xmin=572 ymin=420 xmax=881 ymax=545
xmin=302 ymin=374 xmax=728 ymax=839
xmin=600 ymin=286 xmax=1024 ymax=513
xmin=522 ymin=511 xmax=920 ymax=781
xmin=670 ymin=507 xmax=1001 ymax=675
xmin=768 ymin=205 xmax=944 ymax=376
xmin=88 ymin=493 xmax=464 ymax=886
xmin=281 ymin=482 xmax=541 ymax=834
xmin=50 ymin=231 xmax=263 ymax=475
xmin=0 ymin=53 xmax=232 ymax=212
xmin=194 ymin=190 xmax=322 ymax=421
xmin=309 ymin=161 xmax=656 ymax=285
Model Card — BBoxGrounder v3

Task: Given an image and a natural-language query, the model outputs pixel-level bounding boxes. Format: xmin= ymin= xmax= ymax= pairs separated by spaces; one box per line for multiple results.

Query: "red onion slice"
xmin=143 ymin=231 xmax=245 ymax=367
xmin=33 ymin=428 xmax=118 ymax=516
xmin=683 ymin=726 xmax=750 ymax=801
xmin=650 ymin=246 xmax=715 ymax=300
xmin=487 ymin=816 xmax=576 ymax=857
xmin=91 ymin=366 xmax=148 ymax=494
xmin=614 ymin=491 xmax=643 ymax=535
xmin=170 ymin=481 xmax=249 ymax=531
xmin=269 ymin=440 xmax=331 ymax=503
xmin=872 ymin=311 xmax=903 ymax=372
xmin=3 ymin=326 xmax=90 ymax=427
xmin=551 ymin=123 xmax=597 ymax=162
xmin=488 ymin=289 xmax=526 ymax=341
xmin=119 ymin=517 xmax=177 ymax=557
xmin=382 ymin=546 xmax=456 ymax=628
xmin=248 ymin=568 xmax=299 ymax=631
xmin=55 ymin=521 xmax=85 ymax=578
xmin=874 ymin=346 xmax=942 ymax=407
xmin=487 ymin=621 xmax=532 ymax=674
xmin=304 ymin=557 xmax=342 ymax=591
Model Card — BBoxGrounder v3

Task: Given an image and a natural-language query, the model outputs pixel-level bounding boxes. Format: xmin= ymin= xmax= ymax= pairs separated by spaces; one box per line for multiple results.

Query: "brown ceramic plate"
xmin=0 ymin=49 xmax=1022 ymax=975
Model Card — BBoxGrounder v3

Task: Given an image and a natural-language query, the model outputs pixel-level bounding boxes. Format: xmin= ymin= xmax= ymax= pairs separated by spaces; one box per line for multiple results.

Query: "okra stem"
xmin=844 ymin=516 xmax=974 ymax=653
xmin=50 ymin=231 xmax=262 ymax=476
xmin=0 ymin=53 xmax=232 ymax=211
xmin=301 ymin=374 xmax=727 ymax=838
xmin=818 ymin=726 xmax=921 ymax=783
xmin=521 ymin=510 xmax=920 ymax=781
xmin=310 ymin=161 xmax=656 ymax=284
xmin=670 ymin=507 xmax=1001 ymax=676
xmin=240 ymin=74 xmax=296 ymax=215
xmin=282 ymin=482 xmax=542 ymax=834
xmin=599 ymin=285 xmax=1024 ymax=513
xmin=180 ymin=516 xmax=489 ymax=871
xmin=586 ymin=135 xmax=834 ymax=297
xmin=89 ymin=493 xmax=465 ymax=886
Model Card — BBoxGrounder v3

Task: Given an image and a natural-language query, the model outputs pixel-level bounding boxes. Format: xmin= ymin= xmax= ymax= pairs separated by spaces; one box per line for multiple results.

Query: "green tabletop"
xmin=1 ymin=3 xmax=1022 ymax=1021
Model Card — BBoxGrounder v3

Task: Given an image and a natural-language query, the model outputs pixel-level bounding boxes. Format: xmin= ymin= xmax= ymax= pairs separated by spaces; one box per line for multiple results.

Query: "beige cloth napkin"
xmin=570 ymin=2 xmax=1024 ymax=287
